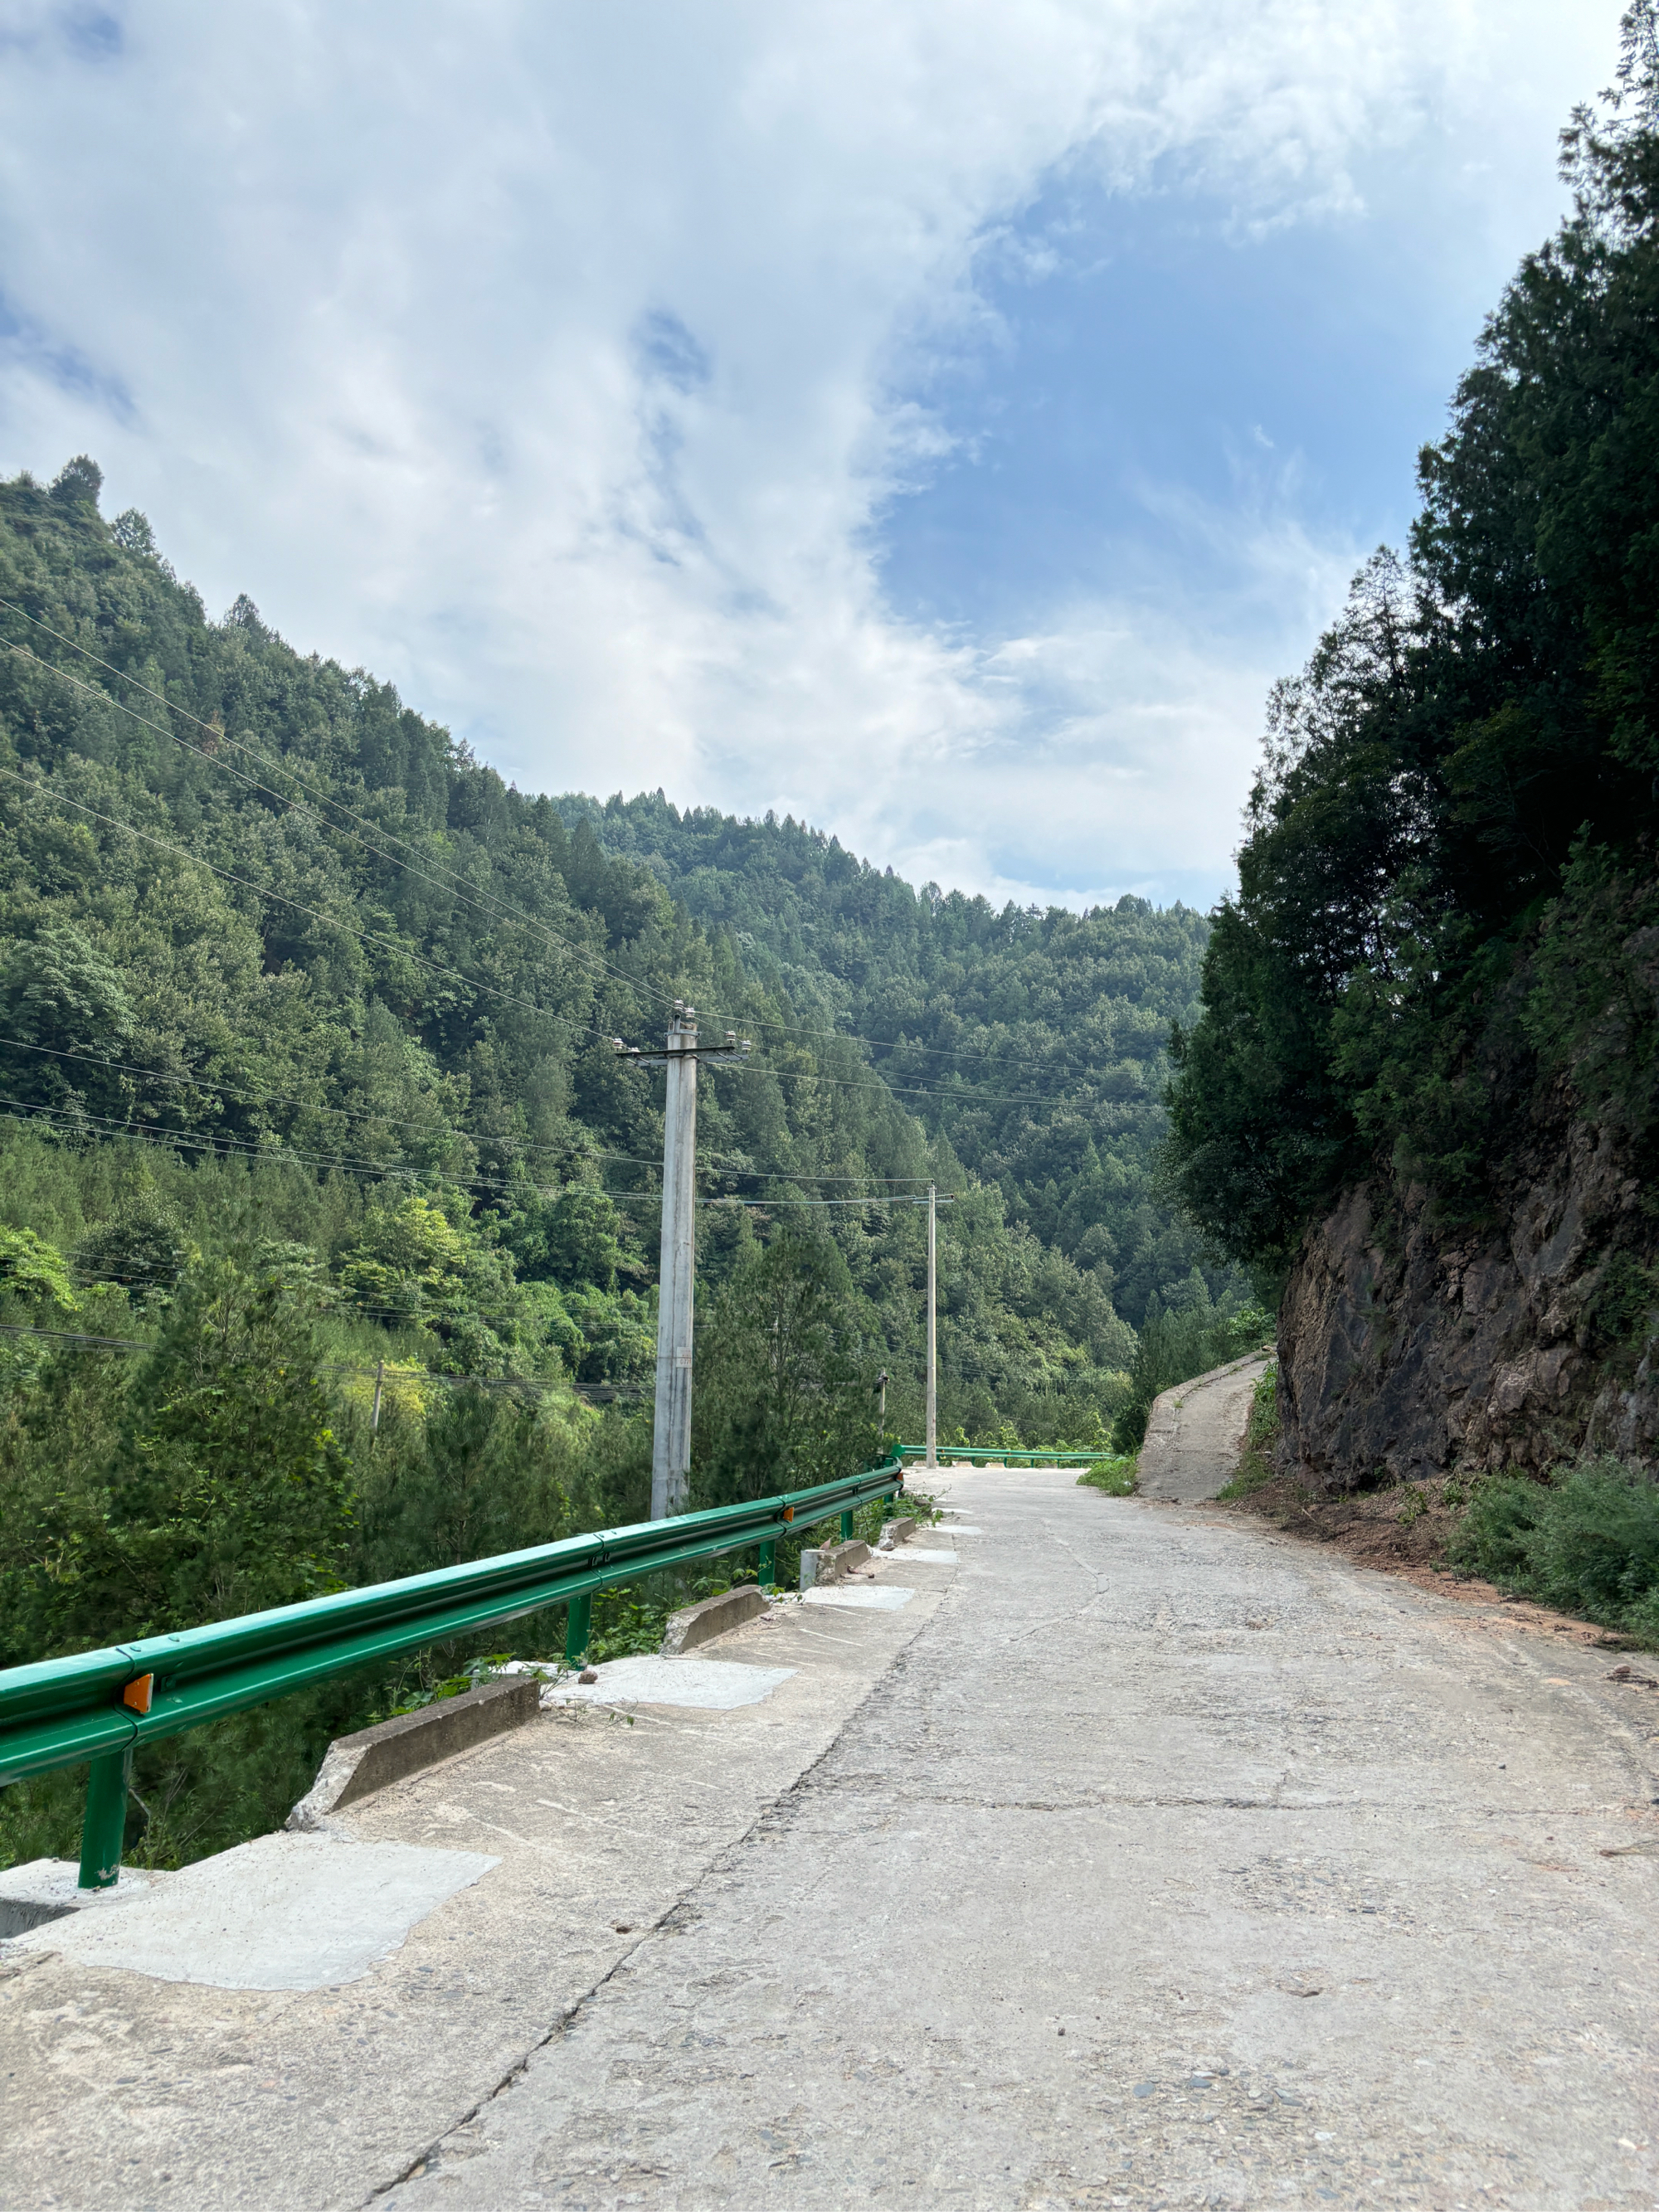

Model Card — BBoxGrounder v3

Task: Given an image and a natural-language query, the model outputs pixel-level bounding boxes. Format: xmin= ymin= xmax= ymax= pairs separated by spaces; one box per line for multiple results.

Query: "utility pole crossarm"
xmin=613 ymin=1028 xmax=752 ymax=1071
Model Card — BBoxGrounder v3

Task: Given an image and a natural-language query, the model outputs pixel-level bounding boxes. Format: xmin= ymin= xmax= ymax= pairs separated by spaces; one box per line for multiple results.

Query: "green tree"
xmin=693 ymin=1231 xmax=877 ymax=1505
xmin=0 ymin=1226 xmax=77 ymax=1311
xmin=1165 ymin=4 xmax=1659 ymax=1275
xmin=36 ymin=1259 xmax=353 ymax=1646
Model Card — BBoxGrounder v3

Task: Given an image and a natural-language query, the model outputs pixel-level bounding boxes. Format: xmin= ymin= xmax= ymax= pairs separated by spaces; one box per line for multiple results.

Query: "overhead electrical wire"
xmin=0 ymin=1089 xmax=651 ymax=1203
xmin=2 ymin=644 xmax=1060 ymax=1111
xmin=0 ymin=1035 xmax=930 ymax=1189
xmin=2 ymin=751 xmax=1058 ymax=1118
xmin=0 ymin=623 xmax=1083 ymax=1127
xmin=0 ymin=600 xmax=1074 ymax=1078
xmin=0 ymin=610 xmax=665 ymax=1014
xmin=0 ymin=756 xmax=610 ymax=1047
xmin=0 ymin=1318 xmax=593 ymax=1401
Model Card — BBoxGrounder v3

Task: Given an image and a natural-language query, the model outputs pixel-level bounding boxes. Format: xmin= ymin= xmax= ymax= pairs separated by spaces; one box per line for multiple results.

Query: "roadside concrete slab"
xmin=801 ymin=1583 xmax=917 ymax=1610
xmin=660 ymin=1584 xmax=768 ymax=1654
xmin=0 ymin=1545 xmax=949 ymax=2209
xmin=0 ymin=1860 xmax=170 ymax=1940
xmin=538 ymin=1655 xmax=795 ymax=1709
xmin=11 ymin=1836 xmax=498 ymax=1991
xmin=289 ymin=1675 xmax=539 ymax=1829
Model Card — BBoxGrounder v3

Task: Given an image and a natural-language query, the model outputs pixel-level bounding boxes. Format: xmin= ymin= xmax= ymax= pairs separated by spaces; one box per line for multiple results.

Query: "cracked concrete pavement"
xmin=1136 ymin=1354 xmax=1272 ymax=1505
xmin=387 ymin=1465 xmax=1659 ymax=2210
xmin=7 ymin=1464 xmax=1659 ymax=2210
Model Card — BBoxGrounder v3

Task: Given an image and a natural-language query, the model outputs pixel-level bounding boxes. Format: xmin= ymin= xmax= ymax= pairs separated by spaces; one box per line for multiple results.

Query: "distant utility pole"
xmin=925 ymin=1181 xmax=937 ymax=1469
xmin=615 ymin=1002 xmax=750 ymax=1518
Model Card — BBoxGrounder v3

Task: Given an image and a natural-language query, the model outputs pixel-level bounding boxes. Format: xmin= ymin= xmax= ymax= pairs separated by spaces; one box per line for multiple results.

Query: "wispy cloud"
xmin=0 ymin=0 xmax=1618 ymax=908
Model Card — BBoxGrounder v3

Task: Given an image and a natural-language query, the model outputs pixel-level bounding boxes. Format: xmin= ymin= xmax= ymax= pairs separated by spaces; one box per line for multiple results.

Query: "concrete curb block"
xmin=661 ymin=1585 xmax=768 ymax=1654
xmin=799 ymin=1539 xmax=870 ymax=1591
xmin=286 ymin=1676 xmax=540 ymax=1831
xmin=877 ymin=1517 xmax=917 ymax=1550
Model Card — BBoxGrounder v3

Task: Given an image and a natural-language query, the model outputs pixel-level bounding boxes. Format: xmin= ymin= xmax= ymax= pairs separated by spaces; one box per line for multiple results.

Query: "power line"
xmin=0 ymin=1317 xmax=589 ymax=1400
xmin=0 ymin=611 xmax=669 ymax=1018
xmin=2 ymin=706 xmax=1066 ymax=1121
xmin=55 ymin=1242 xmax=637 ymax=1334
xmin=2 ymin=634 xmax=1078 ymax=1123
xmin=1 ymin=603 xmax=1092 ymax=1081
xmin=0 ymin=760 xmax=612 ymax=1049
xmin=0 ymin=1088 xmax=659 ymax=1204
xmin=724 ymin=1057 xmax=1082 ymax=1111
xmin=697 ymin=1195 xmax=956 ymax=1208
xmin=0 ymin=1034 xmax=932 ymax=1189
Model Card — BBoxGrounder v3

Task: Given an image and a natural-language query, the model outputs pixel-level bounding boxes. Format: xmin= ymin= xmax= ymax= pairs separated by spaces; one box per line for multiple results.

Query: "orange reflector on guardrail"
xmin=121 ymin=1675 xmax=153 ymax=1715
xmin=782 ymin=1507 xmax=794 ymax=1522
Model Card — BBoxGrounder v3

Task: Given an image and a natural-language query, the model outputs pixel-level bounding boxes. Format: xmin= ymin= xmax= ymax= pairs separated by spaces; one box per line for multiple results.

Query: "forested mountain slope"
xmin=0 ymin=459 xmax=1227 ymax=1864
xmin=562 ymin=796 xmax=1220 ymax=1329
xmin=0 ymin=465 xmax=1203 ymax=1436
xmin=1165 ymin=19 xmax=1659 ymax=1490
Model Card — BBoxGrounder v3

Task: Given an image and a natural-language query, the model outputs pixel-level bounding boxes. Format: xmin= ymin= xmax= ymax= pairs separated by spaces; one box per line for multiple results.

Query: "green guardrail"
xmin=0 ymin=1455 xmax=907 ymax=1893
xmin=898 ymin=1444 xmax=1118 ymax=1467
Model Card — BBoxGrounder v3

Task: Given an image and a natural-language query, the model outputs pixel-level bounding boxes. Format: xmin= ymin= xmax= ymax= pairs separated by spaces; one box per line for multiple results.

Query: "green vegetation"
xmin=1157 ymin=6 xmax=1659 ymax=1631
xmin=1449 ymin=1459 xmax=1659 ymax=1645
xmin=1075 ymin=1456 xmax=1137 ymax=1497
xmin=1217 ymin=1367 xmax=1282 ymax=1501
xmin=1164 ymin=10 xmax=1659 ymax=1291
xmin=0 ymin=423 xmax=1224 ymax=1869
xmin=564 ymin=796 xmax=1232 ymax=1328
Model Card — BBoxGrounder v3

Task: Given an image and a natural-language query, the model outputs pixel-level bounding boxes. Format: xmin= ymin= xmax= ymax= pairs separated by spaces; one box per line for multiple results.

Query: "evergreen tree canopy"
xmin=1166 ymin=4 xmax=1659 ymax=1276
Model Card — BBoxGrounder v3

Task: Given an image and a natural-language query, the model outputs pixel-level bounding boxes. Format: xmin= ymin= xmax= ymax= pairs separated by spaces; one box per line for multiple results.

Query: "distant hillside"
xmin=0 ymin=461 xmax=1233 ymax=1451
xmin=562 ymin=792 xmax=1221 ymax=1328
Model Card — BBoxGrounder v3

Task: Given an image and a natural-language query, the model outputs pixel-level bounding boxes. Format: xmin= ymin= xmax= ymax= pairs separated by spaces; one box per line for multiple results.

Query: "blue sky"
xmin=0 ymin=0 xmax=1623 ymax=912
xmin=882 ymin=173 xmax=1476 ymax=635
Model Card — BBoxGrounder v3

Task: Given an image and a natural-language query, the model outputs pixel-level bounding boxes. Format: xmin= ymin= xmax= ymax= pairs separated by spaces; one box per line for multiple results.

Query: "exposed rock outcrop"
xmin=1277 ymin=1091 xmax=1659 ymax=1485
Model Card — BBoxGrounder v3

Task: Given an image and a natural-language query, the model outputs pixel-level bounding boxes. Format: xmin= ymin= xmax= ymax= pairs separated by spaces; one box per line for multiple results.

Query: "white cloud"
xmin=0 ymin=0 xmax=1619 ymax=907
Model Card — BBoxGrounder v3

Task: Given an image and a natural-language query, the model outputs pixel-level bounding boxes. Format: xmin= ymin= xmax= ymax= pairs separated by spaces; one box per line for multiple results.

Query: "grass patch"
xmin=1076 ymin=1456 xmax=1137 ymax=1496
xmin=1447 ymin=1456 xmax=1659 ymax=1646
xmin=1216 ymin=1366 xmax=1280 ymax=1501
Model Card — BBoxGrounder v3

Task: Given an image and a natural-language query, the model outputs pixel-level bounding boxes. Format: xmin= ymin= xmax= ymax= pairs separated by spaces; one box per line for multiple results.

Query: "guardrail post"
xmin=757 ymin=1540 xmax=775 ymax=1590
xmin=565 ymin=1593 xmax=592 ymax=1667
xmin=839 ymin=1510 xmax=854 ymax=1543
xmin=78 ymin=1747 xmax=131 ymax=1889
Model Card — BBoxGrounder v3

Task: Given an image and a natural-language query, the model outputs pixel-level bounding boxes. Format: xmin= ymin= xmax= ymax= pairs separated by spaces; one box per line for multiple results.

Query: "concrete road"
xmin=392 ymin=1466 xmax=1659 ymax=2211
xmin=6 ymin=1469 xmax=1659 ymax=2210
xmin=1136 ymin=1354 xmax=1272 ymax=1505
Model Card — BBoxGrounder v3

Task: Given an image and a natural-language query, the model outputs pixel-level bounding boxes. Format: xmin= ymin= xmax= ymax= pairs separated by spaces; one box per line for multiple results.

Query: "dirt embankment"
xmin=1220 ymin=1469 xmax=1644 ymax=1652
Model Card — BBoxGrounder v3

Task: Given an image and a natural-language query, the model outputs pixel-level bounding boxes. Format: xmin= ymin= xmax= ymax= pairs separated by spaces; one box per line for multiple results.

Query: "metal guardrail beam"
xmin=0 ymin=1456 xmax=906 ymax=1889
xmin=898 ymin=1444 xmax=1118 ymax=1466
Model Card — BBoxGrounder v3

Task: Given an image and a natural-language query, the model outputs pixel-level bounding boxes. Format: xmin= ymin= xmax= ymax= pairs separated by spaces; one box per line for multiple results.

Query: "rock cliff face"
xmin=1277 ymin=1091 xmax=1659 ymax=1485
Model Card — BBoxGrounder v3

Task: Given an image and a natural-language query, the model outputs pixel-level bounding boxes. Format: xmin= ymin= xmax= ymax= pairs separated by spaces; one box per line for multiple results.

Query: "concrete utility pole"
xmin=925 ymin=1181 xmax=937 ymax=1469
xmin=615 ymin=1004 xmax=750 ymax=1518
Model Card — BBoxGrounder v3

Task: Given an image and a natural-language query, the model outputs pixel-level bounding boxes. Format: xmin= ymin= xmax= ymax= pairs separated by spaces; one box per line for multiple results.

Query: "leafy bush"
xmin=1449 ymin=1457 xmax=1659 ymax=1643
xmin=1076 ymin=1456 xmax=1137 ymax=1496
